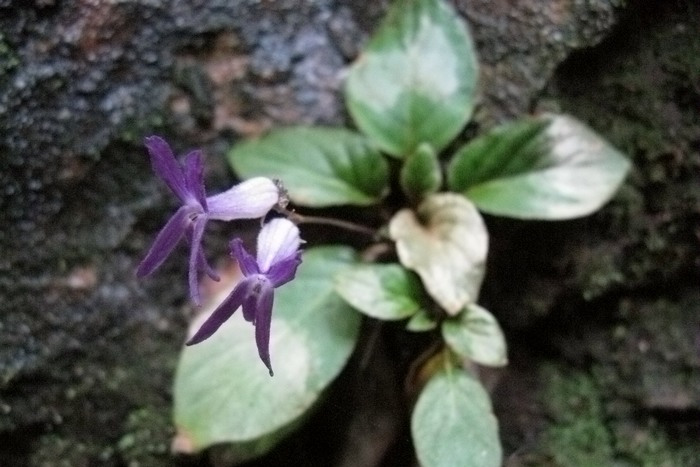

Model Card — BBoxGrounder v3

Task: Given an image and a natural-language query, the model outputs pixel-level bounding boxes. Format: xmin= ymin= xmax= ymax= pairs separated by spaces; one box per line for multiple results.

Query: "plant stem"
xmin=278 ymin=207 xmax=381 ymax=239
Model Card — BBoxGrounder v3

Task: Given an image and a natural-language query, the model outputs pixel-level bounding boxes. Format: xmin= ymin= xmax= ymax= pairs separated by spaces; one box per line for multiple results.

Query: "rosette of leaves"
xmin=175 ymin=0 xmax=630 ymax=464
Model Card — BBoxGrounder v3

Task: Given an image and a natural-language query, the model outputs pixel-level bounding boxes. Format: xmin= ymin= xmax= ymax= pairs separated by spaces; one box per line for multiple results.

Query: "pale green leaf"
xmin=335 ymin=263 xmax=425 ymax=321
xmin=228 ymin=127 xmax=389 ymax=207
xmin=442 ymin=304 xmax=507 ymax=367
xmin=412 ymin=367 xmax=502 ymax=467
xmin=173 ymin=247 xmax=361 ymax=453
xmin=345 ymin=0 xmax=478 ymax=157
xmin=447 ymin=115 xmax=631 ymax=219
xmin=389 ymin=193 xmax=488 ymax=315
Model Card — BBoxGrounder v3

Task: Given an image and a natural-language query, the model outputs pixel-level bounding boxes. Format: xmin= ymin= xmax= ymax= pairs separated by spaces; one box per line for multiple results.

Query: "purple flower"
xmin=186 ymin=218 xmax=303 ymax=376
xmin=136 ymin=136 xmax=280 ymax=304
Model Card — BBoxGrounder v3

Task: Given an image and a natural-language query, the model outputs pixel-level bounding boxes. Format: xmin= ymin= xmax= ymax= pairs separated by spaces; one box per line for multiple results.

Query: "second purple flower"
xmin=186 ymin=218 xmax=303 ymax=376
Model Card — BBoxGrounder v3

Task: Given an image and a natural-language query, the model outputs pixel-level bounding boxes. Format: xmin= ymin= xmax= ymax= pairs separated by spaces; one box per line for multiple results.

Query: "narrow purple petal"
xmin=254 ymin=285 xmax=275 ymax=376
xmin=230 ymin=238 xmax=259 ymax=276
xmin=256 ymin=218 xmax=301 ymax=273
xmin=188 ymin=216 xmax=207 ymax=305
xmin=183 ymin=150 xmax=207 ymax=209
xmin=184 ymin=217 xmax=219 ymax=282
xmin=197 ymin=247 xmax=220 ymax=282
xmin=144 ymin=136 xmax=189 ymax=202
xmin=265 ymin=252 xmax=302 ymax=288
xmin=186 ymin=278 xmax=252 ymax=345
xmin=242 ymin=288 xmax=257 ymax=323
xmin=136 ymin=205 xmax=189 ymax=277
xmin=241 ymin=275 xmax=271 ymax=323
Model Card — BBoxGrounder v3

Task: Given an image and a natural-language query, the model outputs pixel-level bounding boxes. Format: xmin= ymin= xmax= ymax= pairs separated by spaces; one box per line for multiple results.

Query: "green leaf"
xmin=447 ymin=115 xmax=631 ymax=219
xmin=335 ymin=263 xmax=425 ymax=321
xmin=442 ymin=304 xmax=507 ymax=367
xmin=173 ymin=246 xmax=361 ymax=453
xmin=412 ymin=366 xmax=502 ymax=467
xmin=228 ymin=127 xmax=389 ymax=207
xmin=345 ymin=0 xmax=478 ymax=157
xmin=400 ymin=143 xmax=442 ymax=202
xmin=389 ymin=193 xmax=488 ymax=315
xmin=406 ymin=308 xmax=438 ymax=332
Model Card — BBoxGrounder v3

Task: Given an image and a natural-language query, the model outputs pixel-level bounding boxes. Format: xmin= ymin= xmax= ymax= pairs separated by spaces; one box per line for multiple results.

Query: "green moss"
xmin=30 ymin=434 xmax=115 ymax=467
xmin=0 ymin=33 xmax=19 ymax=77
xmin=576 ymin=245 xmax=626 ymax=300
xmin=538 ymin=366 xmax=614 ymax=466
xmin=531 ymin=295 xmax=700 ymax=463
xmin=611 ymin=420 xmax=699 ymax=467
xmin=545 ymin=1 xmax=700 ymax=298
xmin=592 ymin=296 xmax=700 ymax=408
xmin=535 ymin=365 xmax=700 ymax=467
xmin=119 ymin=112 xmax=166 ymax=144
xmin=117 ymin=407 xmax=174 ymax=467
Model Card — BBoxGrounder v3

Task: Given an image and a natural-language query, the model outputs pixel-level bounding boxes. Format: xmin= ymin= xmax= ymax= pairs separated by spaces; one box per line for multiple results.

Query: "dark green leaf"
xmin=228 ymin=127 xmax=389 ymax=207
xmin=447 ymin=115 xmax=631 ymax=219
xmin=400 ymin=143 xmax=442 ymax=202
xmin=345 ymin=0 xmax=478 ymax=157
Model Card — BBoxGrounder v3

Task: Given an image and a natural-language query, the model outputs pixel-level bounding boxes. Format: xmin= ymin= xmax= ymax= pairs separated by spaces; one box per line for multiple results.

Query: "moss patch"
xmin=0 ymin=33 xmax=19 ymax=77
xmin=117 ymin=407 xmax=174 ymax=467
xmin=530 ymin=365 xmax=700 ymax=467
xmin=545 ymin=0 xmax=700 ymax=298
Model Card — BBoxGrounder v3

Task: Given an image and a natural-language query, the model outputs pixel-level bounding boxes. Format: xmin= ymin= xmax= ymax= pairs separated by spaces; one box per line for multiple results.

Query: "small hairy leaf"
xmin=442 ymin=304 xmax=507 ymax=367
xmin=406 ymin=308 xmax=438 ymax=332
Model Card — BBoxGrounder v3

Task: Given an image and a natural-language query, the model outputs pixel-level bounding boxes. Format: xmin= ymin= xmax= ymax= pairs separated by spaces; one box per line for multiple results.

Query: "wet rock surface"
xmin=458 ymin=0 xmax=626 ymax=124
xmin=488 ymin=1 xmax=700 ymax=463
xmin=0 ymin=0 xmax=697 ymax=465
xmin=0 ymin=1 xmax=353 ymax=464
